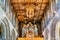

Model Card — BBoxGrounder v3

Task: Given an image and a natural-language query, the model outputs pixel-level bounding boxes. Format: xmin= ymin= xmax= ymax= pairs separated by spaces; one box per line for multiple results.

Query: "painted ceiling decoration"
xmin=10 ymin=0 xmax=49 ymax=22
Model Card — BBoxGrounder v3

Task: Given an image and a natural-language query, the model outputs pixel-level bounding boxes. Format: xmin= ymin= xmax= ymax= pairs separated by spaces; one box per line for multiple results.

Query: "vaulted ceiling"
xmin=10 ymin=0 xmax=49 ymax=22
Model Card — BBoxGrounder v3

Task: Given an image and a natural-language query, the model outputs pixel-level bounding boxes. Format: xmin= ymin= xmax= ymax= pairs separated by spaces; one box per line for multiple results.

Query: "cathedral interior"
xmin=0 ymin=0 xmax=60 ymax=40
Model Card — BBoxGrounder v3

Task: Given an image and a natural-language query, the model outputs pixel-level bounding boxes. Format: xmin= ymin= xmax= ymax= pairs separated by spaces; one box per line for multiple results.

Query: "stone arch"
xmin=0 ymin=20 xmax=7 ymax=40
xmin=55 ymin=21 xmax=60 ymax=40
xmin=2 ymin=17 xmax=10 ymax=40
xmin=10 ymin=29 xmax=16 ymax=40
xmin=50 ymin=18 xmax=58 ymax=40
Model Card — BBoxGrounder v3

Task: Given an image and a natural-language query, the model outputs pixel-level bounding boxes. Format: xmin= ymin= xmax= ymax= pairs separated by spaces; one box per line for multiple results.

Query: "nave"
xmin=0 ymin=0 xmax=60 ymax=40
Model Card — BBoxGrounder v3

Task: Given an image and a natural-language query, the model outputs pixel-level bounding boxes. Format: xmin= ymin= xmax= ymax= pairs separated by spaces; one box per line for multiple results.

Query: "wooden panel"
xmin=40 ymin=11 xmax=44 ymax=13
xmin=18 ymin=37 xmax=44 ymax=40
xmin=18 ymin=0 xmax=24 ymax=3
xmin=43 ymin=0 xmax=49 ymax=3
xmin=13 ymin=4 xmax=19 ymax=10
xmin=30 ymin=0 xmax=36 ymax=2
xmin=40 ymin=13 xmax=43 ymax=15
xmin=17 ymin=11 xmax=25 ymax=13
xmin=17 ymin=12 xmax=25 ymax=16
xmin=19 ymin=4 xmax=25 ymax=10
xmin=41 ymin=4 xmax=47 ymax=10
xmin=35 ymin=4 xmax=41 ymax=11
xmin=11 ymin=0 xmax=17 ymax=3
xmin=25 ymin=0 xmax=30 ymax=3
xmin=18 ymin=16 xmax=25 ymax=21
xmin=37 ymin=0 xmax=42 ymax=3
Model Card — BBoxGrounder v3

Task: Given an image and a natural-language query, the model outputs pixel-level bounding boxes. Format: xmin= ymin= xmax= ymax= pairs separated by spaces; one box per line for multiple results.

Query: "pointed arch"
xmin=55 ymin=21 xmax=60 ymax=40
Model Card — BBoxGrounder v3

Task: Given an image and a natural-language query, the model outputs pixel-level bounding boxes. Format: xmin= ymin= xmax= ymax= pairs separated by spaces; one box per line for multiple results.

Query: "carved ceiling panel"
xmin=10 ymin=0 xmax=49 ymax=22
